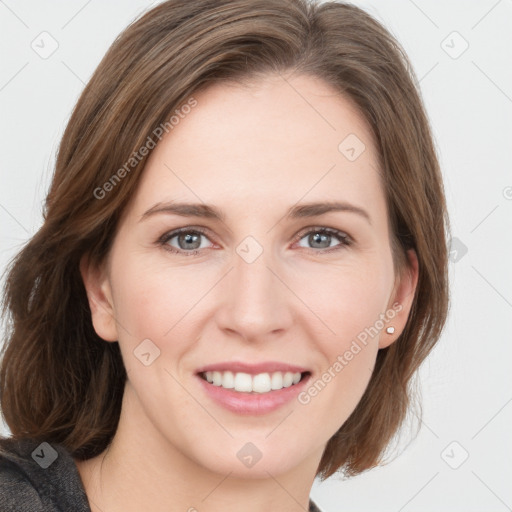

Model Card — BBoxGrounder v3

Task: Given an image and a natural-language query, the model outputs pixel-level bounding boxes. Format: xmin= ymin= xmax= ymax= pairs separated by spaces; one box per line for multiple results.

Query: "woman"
xmin=0 ymin=1 xmax=449 ymax=510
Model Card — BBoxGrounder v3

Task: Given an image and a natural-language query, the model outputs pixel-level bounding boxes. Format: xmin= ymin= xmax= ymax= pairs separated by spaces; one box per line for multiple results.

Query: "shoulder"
xmin=309 ymin=497 xmax=326 ymax=512
xmin=0 ymin=436 xmax=91 ymax=512
xmin=0 ymin=468 xmax=45 ymax=511
xmin=0 ymin=437 xmax=46 ymax=511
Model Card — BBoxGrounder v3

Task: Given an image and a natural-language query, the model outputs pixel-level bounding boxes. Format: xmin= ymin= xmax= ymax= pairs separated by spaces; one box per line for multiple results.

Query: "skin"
xmin=77 ymin=72 xmax=418 ymax=512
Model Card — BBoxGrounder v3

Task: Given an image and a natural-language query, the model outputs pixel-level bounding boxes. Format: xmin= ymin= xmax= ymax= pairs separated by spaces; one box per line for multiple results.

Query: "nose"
xmin=215 ymin=243 xmax=294 ymax=342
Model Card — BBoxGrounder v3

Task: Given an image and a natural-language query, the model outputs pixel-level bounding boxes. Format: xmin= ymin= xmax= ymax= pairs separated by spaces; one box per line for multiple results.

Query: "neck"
xmin=75 ymin=381 xmax=322 ymax=512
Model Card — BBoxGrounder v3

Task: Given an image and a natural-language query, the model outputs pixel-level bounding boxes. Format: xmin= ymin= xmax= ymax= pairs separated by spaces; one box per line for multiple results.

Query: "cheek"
xmin=294 ymin=280 xmax=385 ymax=442
xmin=108 ymin=258 xmax=201 ymax=412
xmin=297 ymin=255 xmax=393 ymax=347
xmin=292 ymin=257 xmax=391 ymax=419
xmin=295 ymin=341 xmax=377 ymax=449
xmin=109 ymin=249 xmax=199 ymax=337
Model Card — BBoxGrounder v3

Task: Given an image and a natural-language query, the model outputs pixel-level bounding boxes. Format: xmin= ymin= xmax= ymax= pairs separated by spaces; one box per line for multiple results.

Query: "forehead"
xmin=128 ymin=73 xmax=384 ymax=221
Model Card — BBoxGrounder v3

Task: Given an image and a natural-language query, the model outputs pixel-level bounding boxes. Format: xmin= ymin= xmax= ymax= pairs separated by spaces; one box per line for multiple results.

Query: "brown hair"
xmin=0 ymin=0 xmax=449 ymax=479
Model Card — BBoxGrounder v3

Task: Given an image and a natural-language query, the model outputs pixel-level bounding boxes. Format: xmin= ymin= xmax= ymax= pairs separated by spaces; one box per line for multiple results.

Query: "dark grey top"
xmin=0 ymin=437 xmax=323 ymax=511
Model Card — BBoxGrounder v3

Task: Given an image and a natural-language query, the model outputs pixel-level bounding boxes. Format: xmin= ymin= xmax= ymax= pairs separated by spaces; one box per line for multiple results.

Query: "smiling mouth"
xmin=198 ymin=370 xmax=311 ymax=394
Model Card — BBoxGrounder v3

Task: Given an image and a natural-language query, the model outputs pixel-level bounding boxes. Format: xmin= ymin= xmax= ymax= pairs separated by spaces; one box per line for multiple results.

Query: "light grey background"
xmin=1 ymin=1 xmax=511 ymax=511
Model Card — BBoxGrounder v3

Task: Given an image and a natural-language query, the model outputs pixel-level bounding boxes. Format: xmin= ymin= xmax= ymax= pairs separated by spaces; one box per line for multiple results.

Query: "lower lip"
xmin=195 ymin=373 xmax=311 ymax=415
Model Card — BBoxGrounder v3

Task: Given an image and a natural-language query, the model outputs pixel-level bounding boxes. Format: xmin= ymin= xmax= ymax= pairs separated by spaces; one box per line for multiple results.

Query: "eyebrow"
xmin=139 ymin=200 xmax=371 ymax=224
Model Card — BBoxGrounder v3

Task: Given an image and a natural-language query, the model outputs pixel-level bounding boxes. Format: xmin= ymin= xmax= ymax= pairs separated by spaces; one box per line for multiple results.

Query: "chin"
xmin=204 ymin=455 xmax=303 ymax=480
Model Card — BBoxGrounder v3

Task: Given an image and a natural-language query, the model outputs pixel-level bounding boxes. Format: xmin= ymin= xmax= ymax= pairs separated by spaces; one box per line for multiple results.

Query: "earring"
xmin=386 ymin=326 xmax=395 ymax=334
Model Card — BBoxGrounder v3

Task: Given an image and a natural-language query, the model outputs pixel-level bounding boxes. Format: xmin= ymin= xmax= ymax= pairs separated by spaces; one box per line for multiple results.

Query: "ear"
xmin=79 ymin=253 xmax=118 ymax=342
xmin=379 ymin=249 xmax=419 ymax=349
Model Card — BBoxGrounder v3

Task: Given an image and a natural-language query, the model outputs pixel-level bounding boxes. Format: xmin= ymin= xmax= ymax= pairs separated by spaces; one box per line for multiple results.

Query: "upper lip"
xmin=196 ymin=361 xmax=310 ymax=375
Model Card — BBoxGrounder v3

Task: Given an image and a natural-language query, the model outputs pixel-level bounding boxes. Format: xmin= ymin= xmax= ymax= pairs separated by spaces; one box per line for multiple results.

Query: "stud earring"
xmin=386 ymin=326 xmax=395 ymax=334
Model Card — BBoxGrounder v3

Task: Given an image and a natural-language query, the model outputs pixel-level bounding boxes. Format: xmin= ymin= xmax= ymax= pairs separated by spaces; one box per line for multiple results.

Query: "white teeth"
xmin=222 ymin=370 xmax=235 ymax=389
xmin=203 ymin=370 xmax=304 ymax=393
xmin=234 ymin=372 xmax=253 ymax=392
xmin=212 ymin=371 xmax=222 ymax=386
xmin=253 ymin=373 xmax=271 ymax=393
xmin=270 ymin=372 xmax=283 ymax=390
xmin=283 ymin=372 xmax=294 ymax=387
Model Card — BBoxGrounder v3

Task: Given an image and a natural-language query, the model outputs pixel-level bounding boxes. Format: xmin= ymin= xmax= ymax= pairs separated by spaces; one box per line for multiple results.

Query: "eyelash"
xmin=157 ymin=226 xmax=353 ymax=257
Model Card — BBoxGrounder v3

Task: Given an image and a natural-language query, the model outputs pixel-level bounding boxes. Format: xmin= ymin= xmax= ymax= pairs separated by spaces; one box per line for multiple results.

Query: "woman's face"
xmin=82 ymin=73 xmax=417 ymax=479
